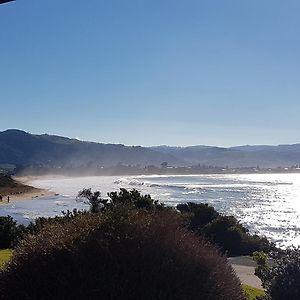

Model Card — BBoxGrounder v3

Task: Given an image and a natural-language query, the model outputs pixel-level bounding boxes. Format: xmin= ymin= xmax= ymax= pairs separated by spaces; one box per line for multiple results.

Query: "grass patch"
xmin=242 ymin=284 xmax=265 ymax=300
xmin=0 ymin=249 xmax=12 ymax=269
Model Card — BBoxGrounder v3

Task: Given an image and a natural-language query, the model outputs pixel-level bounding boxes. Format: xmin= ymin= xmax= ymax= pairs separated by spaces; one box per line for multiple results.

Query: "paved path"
xmin=228 ymin=256 xmax=263 ymax=289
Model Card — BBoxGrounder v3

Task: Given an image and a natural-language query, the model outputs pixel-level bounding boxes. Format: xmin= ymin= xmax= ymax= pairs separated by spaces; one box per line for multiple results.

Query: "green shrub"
xmin=0 ymin=216 xmax=26 ymax=249
xmin=253 ymin=251 xmax=269 ymax=281
xmin=77 ymin=188 xmax=165 ymax=213
xmin=77 ymin=189 xmax=107 ymax=213
xmin=0 ymin=175 xmax=16 ymax=188
xmin=108 ymin=188 xmax=164 ymax=210
xmin=25 ymin=209 xmax=85 ymax=235
xmin=0 ymin=208 xmax=246 ymax=300
xmin=177 ymin=202 xmax=273 ymax=256
xmin=255 ymin=247 xmax=300 ymax=300
xmin=177 ymin=202 xmax=218 ymax=227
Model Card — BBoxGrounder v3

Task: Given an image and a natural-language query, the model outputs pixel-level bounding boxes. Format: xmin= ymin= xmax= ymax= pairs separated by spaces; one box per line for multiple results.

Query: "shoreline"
xmin=0 ymin=176 xmax=55 ymax=206
xmin=0 ymin=187 xmax=55 ymax=207
xmin=0 ymin=188 xmax=54 ymax=206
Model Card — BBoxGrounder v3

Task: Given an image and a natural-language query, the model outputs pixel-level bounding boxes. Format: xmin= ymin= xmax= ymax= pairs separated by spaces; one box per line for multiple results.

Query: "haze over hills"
xmin=1 ymin=129 xmax=300 ymax=169
xmin=151 ymin=145 xmax=300 ymax=168
xmin=0 ymin=130 xmax=183 ymax=168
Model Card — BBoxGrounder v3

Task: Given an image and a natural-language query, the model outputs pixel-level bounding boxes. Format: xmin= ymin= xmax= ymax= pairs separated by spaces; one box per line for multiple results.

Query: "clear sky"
xmin=0 ymin=0 xmax=299 ymax=147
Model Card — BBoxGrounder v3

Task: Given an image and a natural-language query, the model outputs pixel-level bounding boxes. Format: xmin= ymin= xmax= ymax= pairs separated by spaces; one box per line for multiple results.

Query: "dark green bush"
xmin=25 ymin=209 xmax=86 ymax=235
xmin=77 ymin=189 xmax=107 ymax=213
xmin=177 ymin=202 xmax=273 ymax=256
xmin=77 ymin=188 xmax=165 ymax=213
xmin=0 ymin=216 xmax=26 ymax=249
xmin=255 ymin=247 xmax=300 ymax=300
xmin=203 ymin=216 xmax=245 ymax=256
xmin=0 ymin=175 xmax=16 ymax=188
xmin=177 ymin=202 xmax=218 ymax=227
xmin=108 ymin=188 xmax=164 ymax=210
xmin=0 ymin=208 xmax=246 ymax=300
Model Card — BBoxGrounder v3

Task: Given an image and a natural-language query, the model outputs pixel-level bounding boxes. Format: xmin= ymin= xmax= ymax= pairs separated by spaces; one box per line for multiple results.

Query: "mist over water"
xmin=1 ymin=173 xmax=300 ymax=248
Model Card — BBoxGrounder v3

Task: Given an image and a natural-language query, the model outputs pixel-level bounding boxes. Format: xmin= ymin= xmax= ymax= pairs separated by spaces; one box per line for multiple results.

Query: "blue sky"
xmin=0 ymin=0 xmax=299 ymax=146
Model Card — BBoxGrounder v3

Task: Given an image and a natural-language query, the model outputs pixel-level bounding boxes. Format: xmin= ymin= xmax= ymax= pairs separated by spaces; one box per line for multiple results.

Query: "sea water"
xmin=1 ymin=173 xmax=300 ymax=248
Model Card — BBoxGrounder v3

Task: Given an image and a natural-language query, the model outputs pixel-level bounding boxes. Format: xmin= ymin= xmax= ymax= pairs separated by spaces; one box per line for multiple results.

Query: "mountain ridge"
xmin=0 ymin=129 xmax=184 ymax=167
xmin=1 ymin=129 xmax=300 ymax=168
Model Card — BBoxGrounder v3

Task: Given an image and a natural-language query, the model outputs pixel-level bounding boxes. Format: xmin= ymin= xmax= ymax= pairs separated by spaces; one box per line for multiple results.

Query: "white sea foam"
xmin=1 ymin=173 xmax=300 ymax=248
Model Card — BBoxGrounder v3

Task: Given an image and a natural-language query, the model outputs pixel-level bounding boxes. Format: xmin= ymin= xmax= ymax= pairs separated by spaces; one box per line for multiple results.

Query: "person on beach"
xmin=7 ymin=196 xmax=10 ymax=203
xmin=0 ymin=195 xmax=2 ymax=202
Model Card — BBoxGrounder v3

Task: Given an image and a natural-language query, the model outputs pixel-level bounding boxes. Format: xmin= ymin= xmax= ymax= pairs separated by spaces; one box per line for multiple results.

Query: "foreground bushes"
xmin=0 ymin=210 xmax=86 ymax=249
xmin=80 ymin=189 xmax=273 ymax=256
xmin=0 ymin=208 xmax=246 ymax=300
xmin=0 ymin=189 xmax=273 ymax=258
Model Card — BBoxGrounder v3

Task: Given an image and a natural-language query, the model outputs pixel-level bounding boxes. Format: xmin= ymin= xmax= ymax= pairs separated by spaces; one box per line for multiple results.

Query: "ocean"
xmin=1 ymin=173 xmax=300 ymax=248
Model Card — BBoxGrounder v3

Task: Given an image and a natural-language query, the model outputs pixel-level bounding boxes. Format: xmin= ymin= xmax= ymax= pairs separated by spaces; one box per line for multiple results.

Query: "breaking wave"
xmin=114 ymin=177 xmax=205 ymax=191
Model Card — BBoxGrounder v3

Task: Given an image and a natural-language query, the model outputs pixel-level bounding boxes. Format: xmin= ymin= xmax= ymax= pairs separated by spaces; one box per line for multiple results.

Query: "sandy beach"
xmin=0 ymin=189 xmax=54 ymax=206
xmin=0 ymin=176 xmax=55 ymax=206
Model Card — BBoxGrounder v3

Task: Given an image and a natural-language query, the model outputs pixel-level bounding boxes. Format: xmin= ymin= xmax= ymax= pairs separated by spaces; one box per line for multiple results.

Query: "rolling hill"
xmin=0 ymin=129 xmax=183 ymax=168
xmin=1 ymin=129 xmax=300 ymax=169
xmin=150 ymin=144 xmax=300 ymax=168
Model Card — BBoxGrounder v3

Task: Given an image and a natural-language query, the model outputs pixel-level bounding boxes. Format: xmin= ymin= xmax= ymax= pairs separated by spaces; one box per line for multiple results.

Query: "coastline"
xmin=0 ymin=176 xmax=55 ymax=206
xmin=1 ymin=174 xmax=265 ymax=291
xmin=2 ymin=173 xmax=298 ymax=248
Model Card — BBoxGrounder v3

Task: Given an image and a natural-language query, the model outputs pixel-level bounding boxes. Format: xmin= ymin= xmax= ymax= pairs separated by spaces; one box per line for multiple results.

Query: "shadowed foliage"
xmin=77 ymin=188 xmax=165 ymax=213
xmin=0 ymin=208 xmax=246 ymax=300
xmin=107 ymin=188 xmax=165 ymax=210
xmin=77 ymin=188 xmax=107 ymax=213
xmin=0 ymin=216 xmax=26 ymax=249
xmin=177 ymin=202 xmax=273 ymax=256
xmin=254 ymin=248 xmax=300 ymax=300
